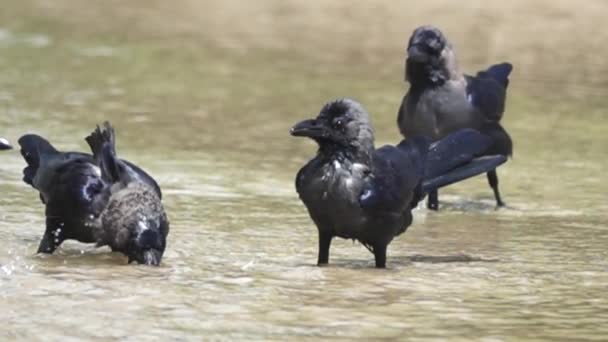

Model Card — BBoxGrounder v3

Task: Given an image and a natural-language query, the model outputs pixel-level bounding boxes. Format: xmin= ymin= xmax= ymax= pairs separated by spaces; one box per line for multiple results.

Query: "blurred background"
xmin=1 ymin=1 xmax=607 ymax=340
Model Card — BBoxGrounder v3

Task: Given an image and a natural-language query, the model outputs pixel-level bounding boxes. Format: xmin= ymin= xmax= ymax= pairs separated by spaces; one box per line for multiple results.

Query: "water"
xmin=1 ymin=1 xmax=607 ymax=340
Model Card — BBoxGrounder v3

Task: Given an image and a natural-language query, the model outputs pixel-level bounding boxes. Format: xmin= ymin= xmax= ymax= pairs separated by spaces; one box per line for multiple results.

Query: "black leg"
xmin=487 ymin=170 xmax=505 ymax=207
xmin=427 ymin=189 xmax=439 ymax=210
xmin=373 ymin=243 xmax=387 ymax=268
xmin=37 ymin=217 xmax=66 ymax=254
xmin=37 ymin=233 xmax=58 ymax=254
xmin=317 ymin=232 xmax=332 ymax=266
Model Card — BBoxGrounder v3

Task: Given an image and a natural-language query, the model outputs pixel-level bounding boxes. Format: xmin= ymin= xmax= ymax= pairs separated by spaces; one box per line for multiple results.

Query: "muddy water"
xmin=1 ymin=1 xmax=607 ymax=340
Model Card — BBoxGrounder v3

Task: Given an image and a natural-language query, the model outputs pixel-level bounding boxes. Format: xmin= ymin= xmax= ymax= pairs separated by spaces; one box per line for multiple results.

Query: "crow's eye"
xmin=333 ymin=119 xmax=344 ymax=130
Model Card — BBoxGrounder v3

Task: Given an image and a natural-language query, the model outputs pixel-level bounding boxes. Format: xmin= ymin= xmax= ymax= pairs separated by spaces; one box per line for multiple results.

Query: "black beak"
xmin=142 ymin=249 xmax=162 ymax=266
xmin=290 ymin=119 xmax=329 ymax=139
xmin=0 ymin=138 xmax=12 ymax=150
xmin=407 ymin=44 xmax=430 ymax=63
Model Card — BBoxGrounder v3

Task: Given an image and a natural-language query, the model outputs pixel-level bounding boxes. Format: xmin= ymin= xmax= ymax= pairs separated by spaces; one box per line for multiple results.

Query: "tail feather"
xmin=85 ymin=122 xmax=121 ymax=183
xmin=17 ymin=134 xmax=59 ymax=186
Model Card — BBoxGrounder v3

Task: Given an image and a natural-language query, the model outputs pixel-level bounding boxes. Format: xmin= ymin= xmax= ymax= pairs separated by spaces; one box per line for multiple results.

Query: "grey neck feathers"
xmin=319 ymin=131 xmax=374 ymax=166
xmin=407 ymin=45 xmax=461 ymax=88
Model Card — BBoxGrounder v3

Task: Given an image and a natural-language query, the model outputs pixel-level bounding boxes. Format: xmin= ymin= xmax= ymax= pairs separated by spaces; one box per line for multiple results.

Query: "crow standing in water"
xmin=397 ymin=25 xmax=513 ymax=210
xmin=18 ymin=123 xmax=168 ymax=265
xmin=291 ymin=98 xmax=505 ymax=268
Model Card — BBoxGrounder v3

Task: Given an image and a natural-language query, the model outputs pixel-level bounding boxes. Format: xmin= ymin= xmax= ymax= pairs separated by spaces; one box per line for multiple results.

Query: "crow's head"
xmin=405 ymin=26 xmax=455 ymax=85
xmin=407 ymin=26 xmax=447 ymax=63
xmin=291 ymin=98 xmax=374 ymax=155
xmin=0 ymin=137 xmax=11 ymax=150
xmin=102 ymin=183 xmax=169 ymax=266
xmin=125 ymin=217 xmax=168 ymax=266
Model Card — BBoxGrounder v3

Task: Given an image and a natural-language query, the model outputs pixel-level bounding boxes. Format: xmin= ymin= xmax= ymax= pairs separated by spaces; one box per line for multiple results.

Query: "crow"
xmin=18 ymin=125 xmax=163 ymax=264
xmin=291 ymin=98 xmax=505 ymax=268
xmin=85 ymin=122 xmax=169 ymax=265
xmin=397 ymin=25 xmax=513 ymax=210
xmin=0 ymin=137 xmax=11 ymax=150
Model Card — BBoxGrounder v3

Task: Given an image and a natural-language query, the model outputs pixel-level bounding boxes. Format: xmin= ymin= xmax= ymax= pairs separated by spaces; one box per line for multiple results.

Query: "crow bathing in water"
xmin=292 ymin=98 xmax=505 ymax=267
xmin=397 ymin=25 xmax=513 ymax=210
xmin=18 ymin=123 xmax=168 ymax=265
xmin=85 ymin=123 xmax=169 ymax=265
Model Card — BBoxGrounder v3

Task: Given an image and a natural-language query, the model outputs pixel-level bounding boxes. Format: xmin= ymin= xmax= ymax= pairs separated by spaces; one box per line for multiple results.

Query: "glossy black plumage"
xmin=19 ymin=134 xmax=106 ymax=253
xmin=18 ymin=127 xmax=163 ymax=261
xmin=292 ymin=98 xmax=501 ymax=268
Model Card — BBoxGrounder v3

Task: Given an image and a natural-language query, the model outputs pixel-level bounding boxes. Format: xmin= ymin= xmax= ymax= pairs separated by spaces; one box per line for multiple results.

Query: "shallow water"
xmin=1 ymin=1 xmax=608 ymax=341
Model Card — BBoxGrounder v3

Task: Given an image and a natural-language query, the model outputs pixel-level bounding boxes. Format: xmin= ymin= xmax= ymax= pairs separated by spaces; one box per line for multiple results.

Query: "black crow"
xmin=291 ymin=98 xmax=505 ymax=268
xmin=397 ymin=25 xmax=513 ymax=210
xmin=18 ymin=126 xmax=162 ymax=259
xmin=0 ymin=137 xmax=11 ymax=150
xmin=85 ymin=122 xmax=169 ymax=266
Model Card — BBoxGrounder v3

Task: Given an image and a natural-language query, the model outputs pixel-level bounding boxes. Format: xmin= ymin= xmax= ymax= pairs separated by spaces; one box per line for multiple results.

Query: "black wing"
xmin=44 ymin=157 xmax=109 ymax=218
xmin=466 ymin=62 xmax=512 ymax=122
xmin=421 ymin=128 xmax=506 ymax=193
xmin=359 ymin=137 xmax=429 ymax=211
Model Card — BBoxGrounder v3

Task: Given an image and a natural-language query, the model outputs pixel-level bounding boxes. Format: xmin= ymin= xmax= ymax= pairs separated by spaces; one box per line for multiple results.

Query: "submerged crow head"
xmin=127 ymin=218 xmax=167 ymax=266
xmin=290 ymin=98 xmax=374 ymax=155
xmin=100 ymin=183 xmax=169 ymax=266
xmin=405 ymin=26 xmax=456 ymax=85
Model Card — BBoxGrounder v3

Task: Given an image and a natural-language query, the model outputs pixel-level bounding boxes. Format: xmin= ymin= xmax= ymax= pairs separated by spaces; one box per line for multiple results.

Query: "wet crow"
xmin=85 ymin=122 xmax=169 ymax=266
xmin=292 ymin=98 xmax=505 ymax=268
xmin=0 ymin=137 xmax=11 ymax=150
xmin=397 ymin=25 xmax=513 ymax=209
xmin=18 ymin=126 xmax=162 ymax=259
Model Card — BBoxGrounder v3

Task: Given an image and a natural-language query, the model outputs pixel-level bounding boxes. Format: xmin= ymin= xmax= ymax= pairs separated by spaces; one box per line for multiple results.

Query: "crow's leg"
xmin=373 ymin=243 xmax=387 ymax=268
xmin=487 ymin=170 xmax=505 ymax=207
xmin=37 ymin=217 xmax=66 ymax=254
xmin=317 ymin=231 xmax=332 ymax=266
xmin=427 ymin=189 xmax=439 ymax=211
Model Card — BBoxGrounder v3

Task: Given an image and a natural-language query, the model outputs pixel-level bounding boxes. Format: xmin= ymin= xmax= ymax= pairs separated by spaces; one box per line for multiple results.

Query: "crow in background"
xmin=0 ymin=137 xmax=11 ymax=150
xmin=292 ymin=98 xmax=505 ymax=268
xmin=18 ymin=125 xmax=164 ymax=265
xmin=397 ymin=25 xmax=513 ymax=210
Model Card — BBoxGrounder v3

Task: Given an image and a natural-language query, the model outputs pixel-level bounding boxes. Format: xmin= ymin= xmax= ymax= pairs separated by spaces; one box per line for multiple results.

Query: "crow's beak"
xmin=142 ymin=249 xmax=162 ymax=266
xmin=290 ymin=119 xmax=329 ymax=139
xmin=0 ymin=138 xmax=12 ymax=150
xmin=407 ymin=44 xmax=430 ymax=63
